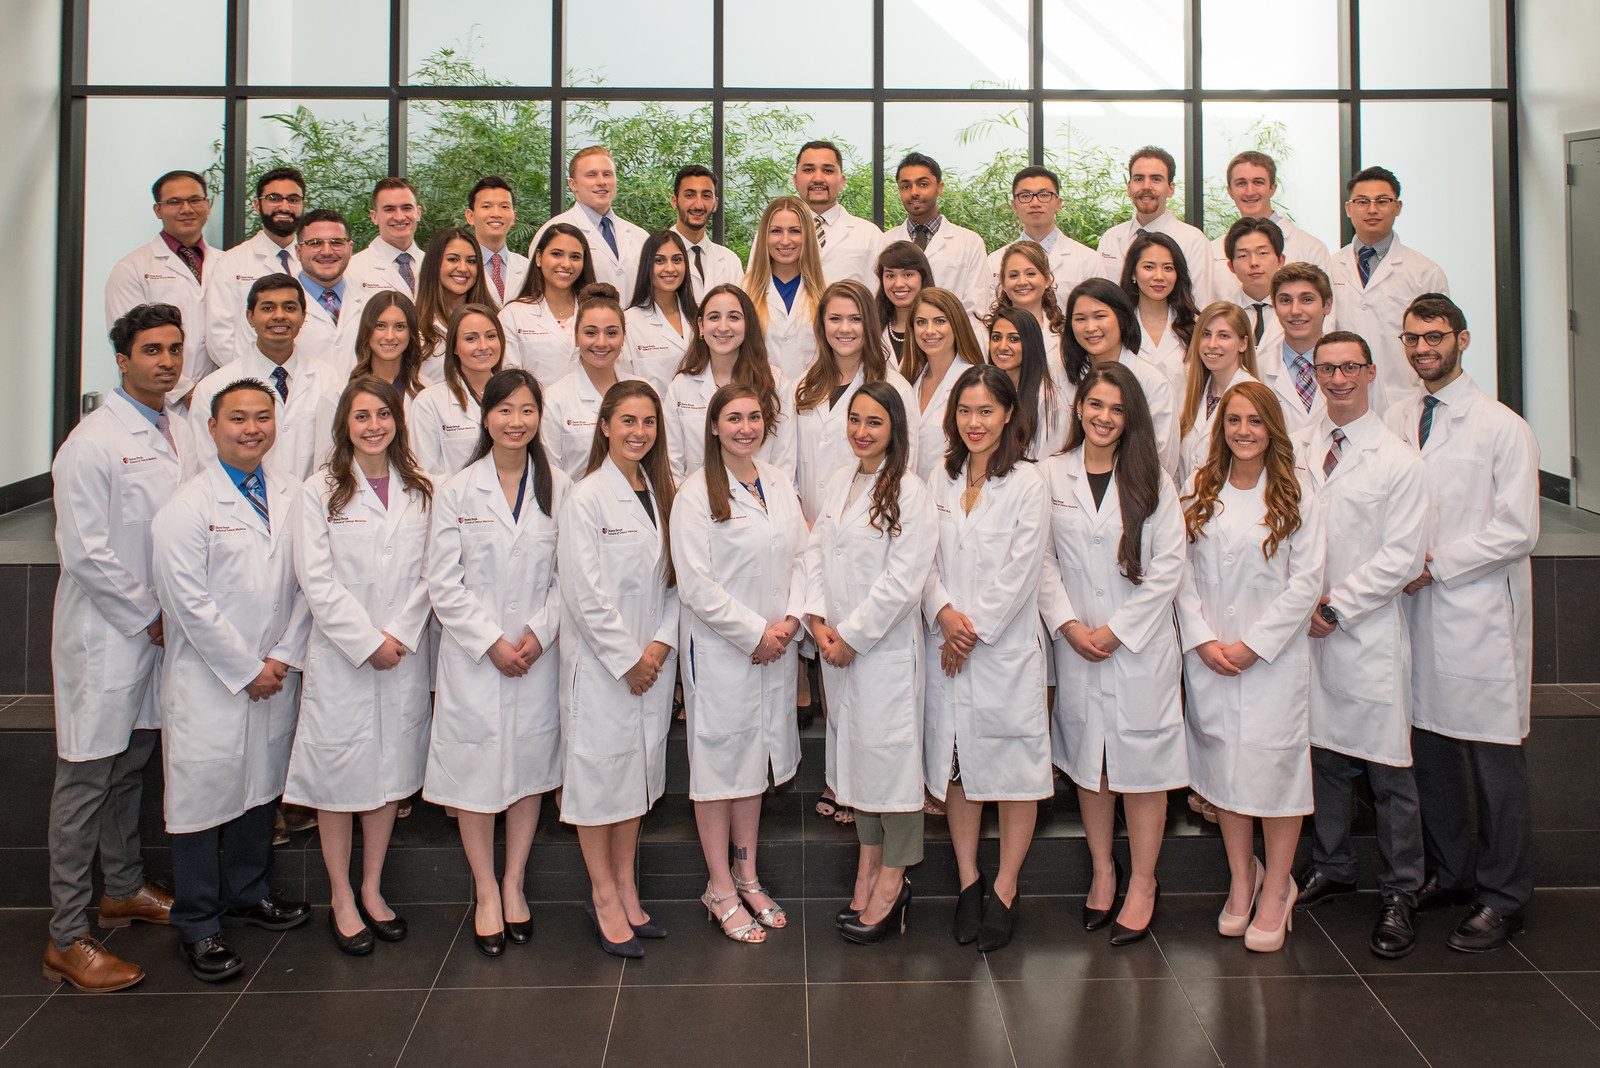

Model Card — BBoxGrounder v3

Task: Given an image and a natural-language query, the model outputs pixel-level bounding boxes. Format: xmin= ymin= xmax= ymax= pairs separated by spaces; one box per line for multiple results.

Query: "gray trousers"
xmin=47 ymin=728 xmax=158 ymax=949
xmin=1309 ymin=745 xmax=1425 ymax=905
xmin=1412 ymin=727 xmax=1534 ymax=914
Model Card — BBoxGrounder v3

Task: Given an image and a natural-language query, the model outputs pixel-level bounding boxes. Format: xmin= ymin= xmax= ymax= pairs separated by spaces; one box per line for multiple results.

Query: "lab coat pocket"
xmin=97 ymin=615 xmax=156 ymax=693
xmin=855 ymin=650 xmax=917 ymax=748
xmin=208 ymin=528 xmax=258 ymax=592
xmin=117 ymin=463 xmax=163 ymax=524
xmin=971 ymin=640 xmax=1044 ymax=739
xmin=459 ymin=524 xmax=500 ymax=587
xmin=1114 ymin=639 xmax=1182 ymax=733
xmin=433 ymin=641 xmax=500 ymax=744
xmin=1431 ymin=578 xmax=1515 ymax=682
xmin=570 ymin=657 xmax=635 ymax=759
xmin=1318 ymin=616 xmax=1395 ymax=704
xmin=599 ymin=533 xmax=649 ymax=600
xmin=299 ymin=642 xmax=375 ymax=745
xmin=1239 ymin=644 xmax=1310 ymax=750
xmin=327 ymin=520 xmax=375 ymax=586
xmin=268 ymin=672 xmax=301 ymax=741
xmin=165 ymin=663 xmax=246 ymax=764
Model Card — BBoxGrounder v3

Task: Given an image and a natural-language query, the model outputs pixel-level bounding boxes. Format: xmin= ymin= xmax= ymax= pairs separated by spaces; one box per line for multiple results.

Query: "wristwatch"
xmin=1318 ymin=604 xmax=1338 ymax=625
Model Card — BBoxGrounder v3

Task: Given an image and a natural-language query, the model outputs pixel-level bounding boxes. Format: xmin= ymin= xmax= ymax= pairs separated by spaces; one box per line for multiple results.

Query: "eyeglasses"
xmin=1399 ymin=329 xmax=1458 ymax=348
xmin=1012 ymin=190 xmax=1060 ymax=204
xmin=298 ymin=238 xmax=351 ymax=251
xmin=259 ymin=193 xmax=305 ymax=206
xmin=1313 ymin=361 xmax=1371 ymax=379
xmin=157 ymin=196 xmax=210 ymax=209
xmin=1347 ymin=196 xmax=1398 ymax=209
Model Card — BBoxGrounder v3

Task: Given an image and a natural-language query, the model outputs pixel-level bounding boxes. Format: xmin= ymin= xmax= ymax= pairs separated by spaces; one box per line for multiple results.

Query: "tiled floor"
xmin=0 ymin=889 xmax=1596 ymax=1068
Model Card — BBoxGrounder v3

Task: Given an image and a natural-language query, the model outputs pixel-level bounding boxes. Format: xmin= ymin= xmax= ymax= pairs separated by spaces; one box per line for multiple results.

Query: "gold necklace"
xmin=961 ymin=469 xmax=984 ymax=514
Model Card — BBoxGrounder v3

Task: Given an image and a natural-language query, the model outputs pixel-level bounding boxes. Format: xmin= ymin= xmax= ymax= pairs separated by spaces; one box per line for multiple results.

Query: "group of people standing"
xmin=41 ymin=138 xmax=1538 ymax=995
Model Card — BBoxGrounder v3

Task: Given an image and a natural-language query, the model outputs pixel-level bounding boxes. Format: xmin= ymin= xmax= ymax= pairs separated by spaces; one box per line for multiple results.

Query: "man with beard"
xmin=1097 ymin=146 xmax=1214 ymax=305
xmin=887 ymin=152 xmax=988 ymax=320
xmin=794 ymin=140 xmax=883 ymax=288
xmin=205 ymin=168 xmax=307 ymax=366
xmin=669 ymin=165 xmax=743 ymax=303
xmin=294 ymin=209 xmax=364 ymax=376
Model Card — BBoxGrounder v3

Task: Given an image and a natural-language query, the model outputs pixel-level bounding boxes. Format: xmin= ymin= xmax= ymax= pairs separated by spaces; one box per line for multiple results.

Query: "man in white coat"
xmin=1385 ymin=294 xmax=1541 ymax=953
xmin=670 ymin=165 xmax=744 ymax=303
xmin=465 ymin=175 xmax=528 ymax=306
xmin=1292 ymin=330 xmax=1429 ymax=960
xmin=1330 ymin=166 xmax=1450 ymax=415
xmin=344 ymin=177 xmax=425 ymax=301
xmin=152 ymin=378 xmax=312 ymax=982
xmin=1223 ymin=217 xmax=1287 ymax=353
xmin=1207 ymin=151 xmax=1331 ymax=296
xmin=1265 ymin=262 xmax=1333 ymax=432
xmin=104 ymin=169 xmax=216 ymax=397
xmin=982 ymin=165 xmax=1105 ymax=316
xmin=42 ymin=304 xmax=195 ymax=993
xmin=1097 ymin=147 xmax=1214 ymax=305
xmin=886 ymin=152 xmax=989 ymax=320
xmin=203 ymin=167 xmax=305 ymax=366
xmin=294 ymin=209 xmax=365 ymax=376
xmin=529 ymin=146 xmax=648 ymax=295
xmin=794 ymin=140 xmax=883 ymax=288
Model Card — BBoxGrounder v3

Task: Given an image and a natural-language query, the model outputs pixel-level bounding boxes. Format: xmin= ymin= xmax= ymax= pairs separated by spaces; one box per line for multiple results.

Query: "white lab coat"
xmin=345 ymin=238 xmax=425 ymax=301
xmin=1038 ymin=451 xmax=1187 ymax=793
xmin=908 ymin=358 xmax=973 ymax=485
xmin=284 ymin=470 xmax=433 ymax=811
xmin=51 ymin=392 xmax=196 ymax=761
xmin=530 ymin=206 xmax=648 ymax=296
xmin=623 ymin=303 xmax=691 ymax=396
xmin=499 ymin=297 xmax=577 ymax=386
xmin=793 ymin=366 xmax=919 ymax=523
xmin=804 ymin=465 xmax=937 ymax=812
xmin=1329 ymin=235 xmax=1449 ymax=414
xmin=664 ymin=366 xmax=796 ymax=485
xmin=557 ymin=457 xmax=680 ymax=825
xmin=812 ymin=204 xmax=884 ymax=289
xmin=1027 ymin=361 xmax=1076 ymax=462
xmin=1384 ymin=375 xmax=1541 ymax=744
xmin=1116 ymin=349 xmax=1182 ymax=480
xmin=187 ymin=350 xmax=340 ymax=481
xmin=425 ymin=456 xmax=570 ymax=812
xmin=680 ymin=233 xmax=745 ymax=304
xmin=1177 ymin=369 xmax=1260 ymax=485
xmin=1138 ymin=306 xmax=1189 ymax=402
xmin=755 ymin=278 xmax=819 ymax=384
xmin=1097 ymin=212 xmax=1215 ymax=306
xmin=1176 ymin=475 xmax=1326 ymax=817
xmin=885 ymin=220 xmax=990 ymax=321
xmin=151 ymin=462 xmax=311 ymax=834
xmin=1257 ymin=341 xmax=1326 ymax=435
xmin=1292 ymin=411 xmax=1428 ymax=766
xmin=295 ymin=280 xmax=365 ymax=379
xmin=417 ymin=332 xmax=448 ymax=388
xmin=104 ymin=235 xmax=214 ymax=393
xmin=671 ymin=463 xmax=808 ymax=800
xmin=541 ymin=370 xmax=643 ymax=482
xmin=981 ymin=230 xmax=1106 ymax=322
xmin=204 ymin=231 xmax=301 ymax=367
xmin=921 ymin=461 xmax=1052 ymax=802
xmin=409 ymin=381 xmax=482 ymax=482
xmin=481 ymin=247 xmax=530 ymax=308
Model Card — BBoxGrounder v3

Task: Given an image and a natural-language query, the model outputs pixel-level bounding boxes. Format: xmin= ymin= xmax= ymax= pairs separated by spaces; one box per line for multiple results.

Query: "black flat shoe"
xmin=835 ymin=905 xmax=863 ymax=928
xmin=1416 ymin=875 xmax=1475 ymax=913
xmin=223 ymin=891 xmax=312 ymax=931
xmin=629 ymin=917 xmax=668 ymax=939
xmin=1447 ymin=903 xmax=1524 ymax=953
xmin=1295 ymin=869 xmax=1358 ymax=911
xmin=1110 ymin=881 xmax=1160 ymax=946
xmin=840 ymin=881 xmax=911 ymax=945
xmin=475 ymin=928 xmax=506 ymax=957
xmin=954 ymin=872 xmax=988 ymax=945
xmin=505 ymin=919 xmax=532 ymax=944
xmin=598 ymin=929 xmax=644 ymax=958
xmin=355 ymin=901 xmax=408 ymax=942
xmin=1083 ymin=857 xmax=1124 ymax=931
xmin=329 ymin=910 xmax=374 ymax=956
xmin=1370 ymin=898 xmax=1416 ymax=959
xmin=181 ymin=934 xmax=244 ymax=983
xmin=977 ymin=891 xmax=1016 ymax=953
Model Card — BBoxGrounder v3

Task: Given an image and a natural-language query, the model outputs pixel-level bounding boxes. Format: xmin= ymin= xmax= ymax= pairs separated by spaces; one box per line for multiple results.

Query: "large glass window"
xmin=566 ymin=1 xmax=712 ymax=88
xmin=884 ymin=0 xmax=1031 ymax=90
xmin=1360 ymin=0 xmax=1498 ymax=90
xmin=409 ymin=99 xmax=554 ymax=242
xmin=1043 ymin=1 xmax=1185 ymax=90
xmin=1203 ymin=102 xmax=1343 ymax=246
xmin=407 ymin=0 xmax=554 ymax=86
xmin=87 ymin=0 xmax=227 ymax=85
xmin=883 ymin=101 xmax=1029 ymax=247
xmin=246 ymin=100 xmax=389 ymax=246
xmin=1042 ymin=102 xmax=1187 ymax=247
xmin=564 ymin=100 xmax=714 ymax=237
xmin=725 ymin=2 xmax=872 ymax=89
xmin=248 ymin=0 xmax=391 ymax=86
xmin=1201 ymin=0 xmax=1341 ymax=90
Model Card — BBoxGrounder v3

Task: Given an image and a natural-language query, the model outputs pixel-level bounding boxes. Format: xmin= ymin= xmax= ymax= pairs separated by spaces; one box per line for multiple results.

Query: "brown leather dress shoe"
xmin=43 ymin=937 xmax=145 ymax=992
xmin=98 ymin=880 xmax=174 ymax=928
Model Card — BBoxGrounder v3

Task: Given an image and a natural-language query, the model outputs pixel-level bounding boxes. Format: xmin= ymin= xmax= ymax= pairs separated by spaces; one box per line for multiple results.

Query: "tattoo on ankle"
xmin=732 ymin=847 xmax=748 ymax=860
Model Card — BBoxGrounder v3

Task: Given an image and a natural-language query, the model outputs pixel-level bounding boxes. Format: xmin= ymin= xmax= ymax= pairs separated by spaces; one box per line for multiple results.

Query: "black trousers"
xmin=168 ymin=801 xmax=276 ymax=942
xmin=1411 ymin=727 xmax=1534 ymax=914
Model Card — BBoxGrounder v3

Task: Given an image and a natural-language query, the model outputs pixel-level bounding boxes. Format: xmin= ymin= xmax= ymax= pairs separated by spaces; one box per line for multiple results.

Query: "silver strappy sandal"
xmin=702 ymin=886 xmax=765 ymax=943
xmin=733 ymin=873 xmax=788 ymax=929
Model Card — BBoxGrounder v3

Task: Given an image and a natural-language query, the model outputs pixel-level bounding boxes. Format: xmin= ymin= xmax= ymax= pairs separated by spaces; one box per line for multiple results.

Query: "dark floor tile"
xmin=0 ymin=568 xmax=28 ymax=694
xmin=1564 ymin=683 xmax=1600 ymax=696
xmin=617 ymin=898 xmax=804 ymax=986
xmin=432 ymin=901 xmax=624 ymax=988
xmin=1305 ymin=891 xmax=1535 ymax=975
xmin=191 ymin=989 xmax=427 ymax=1068
xmin=0 ymin=731 xmax=54 ymax=848
xmin=1153 ymin=893 xmax=1353 ymax=979
xmin=1547 ymin=972 xmax=1600 ymax=1025
xmin=24 ymin=566 xmax=58 ymax=694
xmin=607 ymin=983 xmax=807 ymax=1068
xmin=1528 ymin=720 xmax=1600 ymax=830
xmin=1182 ymin=975 xmax=1424 ymax=1068
xmin=0 ymin=909 xmax=62 ymax=995
xmin=1555 ymin=558 xmax=1600 ymax=684
xmin=0 ymin=704 xmax=52 ymax=729
xmin=396 ymin=986 xmax=615 ymax=1066
xmin=0 ymin=992 xmax=234 ymax=1068
xmin=1369 ymin=972 xmax=1600 ymax=1066
xmin=1533 ymin=556 xmax=1557 ymax=683
xmin=1531 ymin=686 xmax=1600 ymax=717
xmin=800 ymin=897 xmax=993 ymax=984
xmin=810 ymin=981 xmax=1014 ymax=1068
xmin=0 ymin=996 xmax=46 ymax=1046
xmin=65 ymin=920 xmax=284 ymax=996
xmin=1511 ymin=889 xmax=1600 ymax=972
xmin=980 ymin=894 xmax=1172 ymax=982
xmin=245 ymin=904 xmax=462 ymax=992
xmin=995 ymin=977 xmax=1220 ymax=1068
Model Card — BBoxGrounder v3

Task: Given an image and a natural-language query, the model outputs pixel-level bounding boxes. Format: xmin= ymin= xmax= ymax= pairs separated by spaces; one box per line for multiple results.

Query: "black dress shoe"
xmin=976 ymin=892 xmax=1016 ymax=953
xmin=1110 ymin=881 xmax=1160 ymax=946
xmin=954 ymin=872 xmax=987 ymax=945
xmin=1370 ymin=898 xmax=1417 ymax=958
xmin=629 ymin=917 xmax=668 ymax=939
xmin=181 ymin=934 xmax=244 ymax=982
xmin=355 ymin=901 xmax=408 ymax=942
xmin=840 ymin=881 xmax=912 ymax=945
xmin=475 ymin=928 xmax=507 ymax=958
xmin=328 ymin=910 xmax=374 ymax=956
xmin=1082 ymin=856 xmax=1124 ymax=931
xmin=834 ymin=905 xmax=862 ymax=928
xmin=223 ymin=892 xmax=312 ymax=931
xmin=1295 ymin=870 xmax=1358 ymax=911
xmin=1415 ymin=876 xmax=1475 ymax=913
xmin=1447 ymin=903 xmax=1525 ymax=953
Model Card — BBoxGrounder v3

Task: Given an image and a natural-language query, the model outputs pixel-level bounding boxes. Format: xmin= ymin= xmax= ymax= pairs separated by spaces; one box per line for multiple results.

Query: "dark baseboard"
xmin=1541 ymin=469 xmax=1572 ymax=504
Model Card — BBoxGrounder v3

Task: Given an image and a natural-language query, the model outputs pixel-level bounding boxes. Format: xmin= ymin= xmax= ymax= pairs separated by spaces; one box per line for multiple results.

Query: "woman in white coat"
xmin=874 ymin=241 xmax=932 ymax=362
xmin=1178 ymin=302 xmax=1261 ymax=484
xmin=410 ymin=303 xmax=505 ymax=481
xmin=987 ymin=306 xmax=1069 ymax=460
xmin=923 ymin=365 xmax=1050 ymax=953
xmin=348 ymin=291 xmax=427 ymax=402
xmin=558 ymin=379 xmax=679 ymax=959
xmin=664 ymin=283 xmax=795 ymax=483
xmin=427 ymin=368 xmax=571 ymax=958
xmin=1119 ymin=231 xmax=1199 ymax=400
xmin=414 ymin=227 xmax=495 ymax=385
xmin=1178 ymin=379 xmax=1325 ymax=953
xmin=671 ymin=384 xmax=808 ymax=944
xmin=542 ymin=284 xmax=642 ymax=481
xmin=500 ymin=223 xmax=595 ymax=385
xmin=986 ymin=241 xmax=1066 ymax=348
xmin=743 ymin=195 xmax=826 ymax=382
xmin=805 ymin=382 xmax=938 ymax=944
xmin=901 ymin=287 xmax=984 ymax=485
xmin=1039 ymin=361 xmax=1187 ymax=946
xmin=623 ymin=230 xmax=697 ymax=395
xmin=286 ymin=376 xmax=434 ymax=955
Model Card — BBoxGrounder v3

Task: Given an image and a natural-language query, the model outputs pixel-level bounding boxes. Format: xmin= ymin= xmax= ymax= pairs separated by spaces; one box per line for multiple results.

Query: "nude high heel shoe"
xmin=1245 ymin=883 xmax=1297 ymax=953
xmin=1219 ymin=856 xmax=1266 ymax=938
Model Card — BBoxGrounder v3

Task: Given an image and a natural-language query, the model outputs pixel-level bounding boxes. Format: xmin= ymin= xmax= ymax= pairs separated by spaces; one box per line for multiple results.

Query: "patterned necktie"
xmin=1206 ymin=392 xmax=1220 ymax=419
xmin=277 ymin=249 xmax=291 ymax=274
xmin=598 ymin=216 xmax=619 ymax=257
xmin=1252 ymin=302 xmax=1268 ymax=343
xmin=242 ymin=471 xmax=270 ymax=529
xmin=489 ymin=252 xmax=505 ymax=301
xmin=1418 ymin=394 xmax=1441 ymax=449
xmin=1357 ymin=245 xmax=1376 ymax=287
xmin=155 ymin=411 xmax=176 ymax=453
xmin=395 ymin=251 xmax=415 ymax=293
xmin=1323 ymin=426 xmax=1347 ymax=478
xmin=1292 ymin=353 xmax=1316 ymax=411
xmin=173 ymin=243 xmax=202 ymax=283
xmin=319 ymin=286 xmax=341 ymax=324
xmin=690 ymin=244 xmax=705 ymax=283
xmin=813 ymin=214 xmax=827 ymax=249
xmin=271 ymin=365 xmax=289 ymax=402
xmin=911 ymin=222 xmax=929 ymax=249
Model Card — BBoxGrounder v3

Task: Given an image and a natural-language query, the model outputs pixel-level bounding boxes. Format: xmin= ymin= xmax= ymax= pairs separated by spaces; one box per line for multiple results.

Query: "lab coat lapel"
xmin=601 ymin=456 xmax=663 ymax=554
xmin=955 ymin=460 xmax=997 ymax=546
xmin=210 ymin=462 xmax=270 ymax=541
xmin=838 ymin=466 xmax=878 ymax=529
xmin=470 ymin=455 xmax=518 ymax=530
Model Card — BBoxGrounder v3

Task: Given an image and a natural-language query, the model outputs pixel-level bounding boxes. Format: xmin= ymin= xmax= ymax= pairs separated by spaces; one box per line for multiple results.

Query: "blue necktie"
xmin=272 ymin=365 xmax=289 ymax=401
xmin=1357 ymin=245 xmax=1376 ymax=287
xmin=598 ymin=216 xmax=619 ymax=258
xmin=1418 ymin=395 xmax=1441 ymax=449
xmin=395 ymin=251 xmax=415 ymax=292
xmin=277 ymin=249 xmax=291 ymax=274
xmin=242 ymin=471 xmax=270 ymax=529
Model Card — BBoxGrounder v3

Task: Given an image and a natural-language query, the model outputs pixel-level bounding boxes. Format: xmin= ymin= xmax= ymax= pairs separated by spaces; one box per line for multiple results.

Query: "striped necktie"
xmin=1418 ymin=395 xmax=1441 ymax=449
xmin=395 ymin=251 xmax=415 ymax=293
xmin=319 ymin=286 xmax=340 ymax=324
xmin=813 ymin=214 xmax=827 ymax=249
xmin=1291 ymin=353 xmax=1316 ymax=411
xmin=1357 ymin=245 xmax=1376 ymax=287
xmin=241 ymin=470 xmax=270 ymax=529
xmin=1323 ymin=427 xmax=1347 ymax=478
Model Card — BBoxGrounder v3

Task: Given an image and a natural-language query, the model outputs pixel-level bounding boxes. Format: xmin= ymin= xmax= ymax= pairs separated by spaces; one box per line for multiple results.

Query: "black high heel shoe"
xmin=977 ymin=890 xmax=1017 ymax=953
xmin=834 ymin=905 xmax=863 ymax=928
xmin=954 ymin=872 xmax=988 ymax=945
xmin=1082 ymin=857 xmax=1125 ymax=931
xmin=1109 ymin=880 xmax=1161 ymax=946
xmin=328 ymin=910 xmax=375 ymax=956
xmin=355 ymin=900 xmax=408 ymax=943
xmin=840 ymin=879 xmax=912 ymax=945
xmin=585 ymin=894 xmax=645 ymax=959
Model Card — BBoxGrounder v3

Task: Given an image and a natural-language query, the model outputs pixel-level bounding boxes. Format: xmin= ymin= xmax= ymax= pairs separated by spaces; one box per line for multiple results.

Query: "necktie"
xmin=1418 ymin=394 xmax=1441 ymax=449
xmin=1206 ymin=392 xmax=1220 ymax=419
xmin=277 ymin=249 xmax=291 ymax=274
xmin=242 ymin=471 xmax=270 ymax=529
xmin=598 ymin=216 xmax=619 ymax=257
xmin=489 ymin=252 xmax=505 ymax=301
xmin=813 ymin=214 xmax=827 ymax=250
xmin=1252 ymin=302 xmax=1268 ymax=343
xmin=271 ymin=365 xmax=289 ymax=402
xmin=1292 ymin=353 xmax=1316 ymax=411
xmin=690 ymin=244 xmax=705 ymax=283
xmin=1357 ymin=245 xmax=1376 ymax=287
xmin=395 ymin=251 xmax=415 ymax=293
xmin=1323 ymin=427 xmax=1347 ymax=478
xmin=319 ymin=286 xmax=341 ymax=324
xmin=154 ymin=411 xmax=176 ymax=453
xmin=911 ymin=223 xmax=929 ymax=249
xmin=173 ymin=243 xmax=202 ymax=283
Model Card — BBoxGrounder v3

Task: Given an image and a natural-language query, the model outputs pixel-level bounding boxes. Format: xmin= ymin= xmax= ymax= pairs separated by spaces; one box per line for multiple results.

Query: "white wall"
xmin=1518 ymin=0 xmax=1600 ymax=479
xmin=0 ymin=0 xmax=61 ymax=488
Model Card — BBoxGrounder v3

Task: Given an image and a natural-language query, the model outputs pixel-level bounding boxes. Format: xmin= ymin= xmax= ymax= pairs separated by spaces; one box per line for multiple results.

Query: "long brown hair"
xmin=512 ymin=222 xmax=595 ymax=303
xmin=1179 ymin=301 xmax=1260 ymax=437
xmin=796 ymin=279 xmax=891 ymax=412
xmin=899 ymin=287 xmax=984 ymax=385
xmin=679 ymin=283 xmax=781 ymax=436
xmin=742 ymin=196 xmax=826 ymax=333
xmin=873 ymin=240 xmax=933 ymax=356
xmin=416 ymin=226 xmax=494 ymax=352
xmin=942 ymin=364 xmax=1029 ymax=482
xmin=442 ymin=303 xmax=506 ymax=411
xmin=351 ymin=290 xmax=426 ymax=398
xmin=1182 ymin=379 xmax=1302 ymax=559
xmin=987 ymin=241 xmax=1065 ymax=337
xmin=1119 ymin=230 xmax=1199 ymax=351
xmin=584 ymin=379 xmax=676 ymax=586
xmin=702 ymin=384 xmax=764 ymax=523
xmin=850 ymin=380 xmax=913 ymax=537
xmin=467 ymin=368 xmax=556 ymax=519
xmin=1064 ymin=362 xmax=1161 ymax=585
xmin=323 ymin=375 xmax=433 ymax=518
xmin=986 ymin=305 xmax=1055 ymax=449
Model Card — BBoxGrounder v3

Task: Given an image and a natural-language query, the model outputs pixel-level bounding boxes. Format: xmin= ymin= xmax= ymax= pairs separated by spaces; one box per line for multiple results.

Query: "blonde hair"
xmin=742 ymin=195 xmax=826 ymax=334
xmin=1179 ymin=301 xmax=1259 ymax=438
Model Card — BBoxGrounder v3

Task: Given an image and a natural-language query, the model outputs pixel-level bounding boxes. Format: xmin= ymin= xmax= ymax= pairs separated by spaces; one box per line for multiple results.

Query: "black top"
xmin=635 ymin=487 xmax=656 ymax=526
xmin=1087 ymin=468 xmax=1114 ymax=510
xmin=829 ymin=381 xmax=852 ymax=408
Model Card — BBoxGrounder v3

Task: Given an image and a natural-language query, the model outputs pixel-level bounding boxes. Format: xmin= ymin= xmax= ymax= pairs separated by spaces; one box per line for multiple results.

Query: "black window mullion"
xmin=712 ymin=0 xmax=725 ymax=244
xmin=222 ymin=0 xmax=249 ymax=248
xmin=550 ymin=0 xmax=565 ymax=220
xmin=1029 ymin=0 xmax=1044 ymax=165
xmin=1184 ymin=0 xmax=1203 ymax=230
xmin=54 ymin=0 xmax=89 ymax=450
xmin=872 ymin=0 xmax=885 ymax=228
xmin=388 ymin=0 xmax=407 ymax=178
